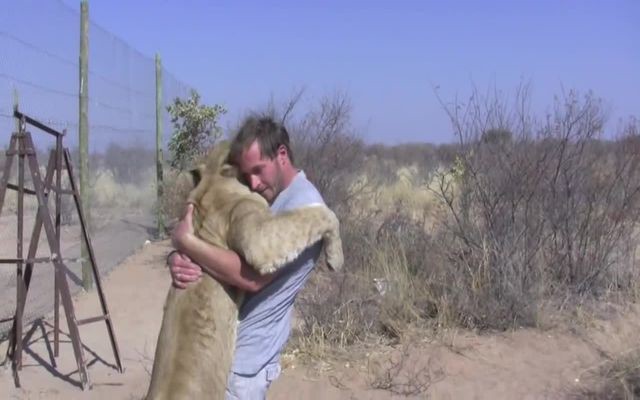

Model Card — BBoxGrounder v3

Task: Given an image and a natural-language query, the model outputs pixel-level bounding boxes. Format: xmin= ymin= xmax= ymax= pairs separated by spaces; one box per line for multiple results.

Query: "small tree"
xmin=167 ymin=90 xmax=226 ymax=170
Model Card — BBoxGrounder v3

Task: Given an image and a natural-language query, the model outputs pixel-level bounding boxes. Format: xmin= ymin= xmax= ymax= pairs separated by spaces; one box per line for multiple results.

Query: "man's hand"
xmin=169 ymin=203 xmax=202 ymax=289
xmin=172 ymin=203 xmax=196 ymax=252
xmin=168 ymin=251 xmax=203 ymax=289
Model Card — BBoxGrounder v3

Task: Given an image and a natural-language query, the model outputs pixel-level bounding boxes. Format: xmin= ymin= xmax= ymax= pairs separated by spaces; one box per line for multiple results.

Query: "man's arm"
xmin=174 ymin=236 xmax=273 ymax=293
xmin=170 ymin=204 xmax=274 ymax=293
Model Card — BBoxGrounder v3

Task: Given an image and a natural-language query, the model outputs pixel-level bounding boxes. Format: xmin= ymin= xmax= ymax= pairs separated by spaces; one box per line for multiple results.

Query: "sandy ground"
xmin=1 ymin=239 xmax=640 ymax=399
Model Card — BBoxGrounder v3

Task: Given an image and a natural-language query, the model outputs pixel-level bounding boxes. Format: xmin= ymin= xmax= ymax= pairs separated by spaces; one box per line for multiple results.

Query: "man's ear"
xmin=277 ymin=144 xmax=289 ymax=164
xmin=189 ymin=168 xmax=202 ymax=186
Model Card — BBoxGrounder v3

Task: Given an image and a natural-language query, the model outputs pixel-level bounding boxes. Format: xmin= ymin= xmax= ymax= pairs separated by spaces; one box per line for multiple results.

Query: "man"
xmin=168 ymin=115 xmax=327 ymax=399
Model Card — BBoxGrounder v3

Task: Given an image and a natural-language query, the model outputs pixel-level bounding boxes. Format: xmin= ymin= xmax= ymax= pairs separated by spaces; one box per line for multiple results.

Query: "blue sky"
xmin=36 ymin=0 xmax=640 ymax=143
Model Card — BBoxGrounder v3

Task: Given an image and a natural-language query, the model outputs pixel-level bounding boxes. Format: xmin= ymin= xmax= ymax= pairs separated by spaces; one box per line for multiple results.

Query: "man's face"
xmin=237 ymin=140 xmax=284 ymax=204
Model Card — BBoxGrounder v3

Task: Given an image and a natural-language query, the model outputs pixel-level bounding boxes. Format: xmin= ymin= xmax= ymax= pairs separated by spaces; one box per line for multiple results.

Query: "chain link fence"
xmin=0 ymin=0 xmax=192 ymax=336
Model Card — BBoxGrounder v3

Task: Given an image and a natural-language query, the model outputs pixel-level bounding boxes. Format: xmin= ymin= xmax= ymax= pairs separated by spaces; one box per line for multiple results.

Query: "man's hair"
xmin=229 ymin=116 xmax=295 ymax=165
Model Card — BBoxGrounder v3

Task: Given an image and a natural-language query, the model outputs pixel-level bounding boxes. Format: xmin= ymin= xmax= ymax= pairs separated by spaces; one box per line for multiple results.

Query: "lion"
xmin=145 ymin=141 xmax=343 ymax=400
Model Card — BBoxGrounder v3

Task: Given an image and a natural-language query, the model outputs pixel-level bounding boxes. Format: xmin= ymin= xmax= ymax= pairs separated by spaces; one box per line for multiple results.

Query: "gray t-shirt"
xmin=231 ymin=170 xmax=324 ymax=375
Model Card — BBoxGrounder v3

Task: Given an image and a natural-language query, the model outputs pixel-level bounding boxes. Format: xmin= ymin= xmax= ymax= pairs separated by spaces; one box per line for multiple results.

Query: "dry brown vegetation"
xmin=572 ymin=349 xmax=640 ymax=399
xmin=0 ymin=144 xmax=156 ymax=225
xmin=265 ymin=87 xmax=640 ymax=395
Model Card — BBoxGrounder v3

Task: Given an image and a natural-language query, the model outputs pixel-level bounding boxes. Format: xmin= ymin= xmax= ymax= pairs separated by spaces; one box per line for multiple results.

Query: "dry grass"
xmin=91 ymin=168 xmax=156 ymax=210
xmin=2 ymin=190 xmax=39 ymax=214
xmin=348 ymin=163 xmax=454 ymax=230
xmin=292 ymin=89 xmax=640 ymax=385
xmin=0 ymin=145 xmax=157 ymax=218
xmin=292 ymin=215 xmax=436 ymax=360
xmin=574 ymin=349 xmax=640 ymax=399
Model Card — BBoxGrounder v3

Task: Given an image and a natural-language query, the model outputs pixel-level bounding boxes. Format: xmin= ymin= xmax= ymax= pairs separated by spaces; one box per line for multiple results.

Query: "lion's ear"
xmin=189 ymin=167 xmax=202 ymax=186
xmin=220 ymin=164 xmax=238 ymax=178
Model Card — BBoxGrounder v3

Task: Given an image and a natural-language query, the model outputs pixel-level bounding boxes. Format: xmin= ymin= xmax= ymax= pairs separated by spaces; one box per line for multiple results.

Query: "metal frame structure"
xmin=0 ymin=109 xmax=123 ymax=389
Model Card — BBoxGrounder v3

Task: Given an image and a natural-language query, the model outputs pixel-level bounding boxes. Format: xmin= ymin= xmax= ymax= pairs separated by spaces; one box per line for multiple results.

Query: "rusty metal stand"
xmin=0 ymin=109 xmax=123 ymax=390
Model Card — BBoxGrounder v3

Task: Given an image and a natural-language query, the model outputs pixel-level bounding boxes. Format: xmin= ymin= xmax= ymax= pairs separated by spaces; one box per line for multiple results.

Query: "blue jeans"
xmin=225 ymin=362 xmax=281 ymax=400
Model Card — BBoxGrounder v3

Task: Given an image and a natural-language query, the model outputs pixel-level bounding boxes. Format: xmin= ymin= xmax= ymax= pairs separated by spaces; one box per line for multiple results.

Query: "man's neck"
xmin=268 ymin=166 xmax=299 ymax=206
xmin=280 ymin=165 xmax=299 ymax=192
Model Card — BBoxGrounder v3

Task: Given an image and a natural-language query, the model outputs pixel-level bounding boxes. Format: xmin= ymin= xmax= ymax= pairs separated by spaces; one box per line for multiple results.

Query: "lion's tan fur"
xmin=145 ymin=141 xmax=343 ymax=400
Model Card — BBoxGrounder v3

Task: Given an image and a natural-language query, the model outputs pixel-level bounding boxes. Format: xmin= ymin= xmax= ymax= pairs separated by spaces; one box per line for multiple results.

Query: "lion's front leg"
xmin=321 ymin=214 xmax=343 ymax=271
xmin=229 ymin=204 xmax=341 ymax=274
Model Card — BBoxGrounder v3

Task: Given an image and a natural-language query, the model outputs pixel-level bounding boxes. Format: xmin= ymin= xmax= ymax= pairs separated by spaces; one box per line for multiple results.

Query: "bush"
xmin=427 ymin=86 xmax=640 ymax=329
xmin=295 ymin=86 xmax=640 ymax=349
xmin=167 ymin=90 xmax=226 ymax=171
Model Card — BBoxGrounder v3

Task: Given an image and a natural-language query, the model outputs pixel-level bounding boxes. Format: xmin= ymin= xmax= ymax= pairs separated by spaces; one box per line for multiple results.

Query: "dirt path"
xmin=0 ymin=239 xmax=170 ymax=400
xmin=0 ymin=240 xmax=638 ymax=399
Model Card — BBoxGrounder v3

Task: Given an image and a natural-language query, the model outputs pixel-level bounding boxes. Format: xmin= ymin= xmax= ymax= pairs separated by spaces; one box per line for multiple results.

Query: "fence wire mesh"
xmin=0 ymin=0 xmax=192 ymax=336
